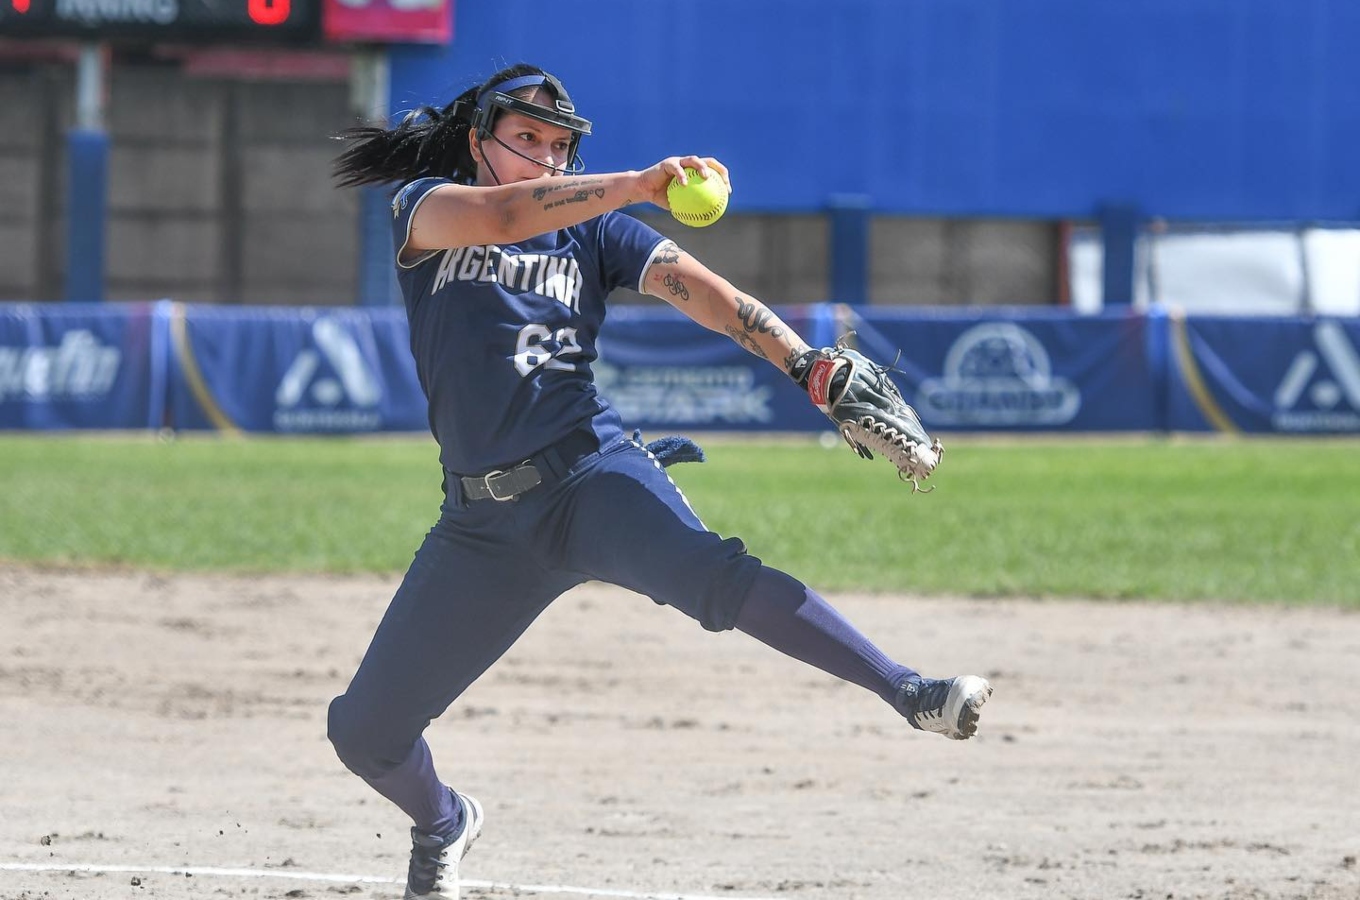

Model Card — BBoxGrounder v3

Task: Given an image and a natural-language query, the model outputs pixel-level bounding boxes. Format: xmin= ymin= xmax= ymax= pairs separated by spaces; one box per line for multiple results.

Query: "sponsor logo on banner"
xmin=274 ymin=318 xmax=382 ymax=431
xmin=595 ymin=361 xmax=774 ymax=424
xmin=917 ymin=322 xmax=1080 ymax=425
xmin=0 ymin=329 xmax=121 ymax=403
xmin=1271 ymin=321 xmax=1360 ymax=432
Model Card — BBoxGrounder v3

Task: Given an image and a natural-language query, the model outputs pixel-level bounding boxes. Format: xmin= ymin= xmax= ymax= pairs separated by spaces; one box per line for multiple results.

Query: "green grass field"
xmin=1 ymin=433 xmax=1356 ymax=606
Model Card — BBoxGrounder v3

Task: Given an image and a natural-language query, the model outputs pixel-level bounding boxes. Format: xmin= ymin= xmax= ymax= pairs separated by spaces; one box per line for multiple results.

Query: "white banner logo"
xmin=274 ymin=318 xmax=382 ymax=431
xmin=1271 ymin=321 xmax=1360 ymax=431
xmin=0 ymin=329 xmax=121 ymax=403
xmin=916 ymin=322 xmax=1081 ymax=426
xmin=595 ymin=361 xmax=774 ymax=425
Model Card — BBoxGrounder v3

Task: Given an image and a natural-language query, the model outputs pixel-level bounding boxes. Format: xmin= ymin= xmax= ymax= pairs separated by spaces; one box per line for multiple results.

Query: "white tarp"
xmin=1067 ymin=226 xmax=1360 ymax=316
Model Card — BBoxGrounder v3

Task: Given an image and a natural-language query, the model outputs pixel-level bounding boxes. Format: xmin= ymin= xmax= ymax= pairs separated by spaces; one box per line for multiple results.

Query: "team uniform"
xmin=327 ymin=177 xmax=778 ymax=857
xmin=327 ymin=70 xmax=990 ymax=900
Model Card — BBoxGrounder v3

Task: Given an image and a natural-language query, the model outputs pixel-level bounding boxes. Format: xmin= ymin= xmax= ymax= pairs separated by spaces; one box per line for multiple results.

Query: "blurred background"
xmin=2 ymin=0 xmax=1358 ymax=436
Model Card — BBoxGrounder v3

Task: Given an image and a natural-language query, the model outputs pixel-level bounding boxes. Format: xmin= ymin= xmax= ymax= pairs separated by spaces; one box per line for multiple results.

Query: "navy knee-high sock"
xmin=363 ymin=738 xmax=463 ymax=839
xmin=734 ymin=567 xmax=917 ymax=705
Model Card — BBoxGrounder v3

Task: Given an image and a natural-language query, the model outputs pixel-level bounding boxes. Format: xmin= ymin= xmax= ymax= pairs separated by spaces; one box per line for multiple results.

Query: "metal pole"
xmin=1098 ymin=202 xmax=1141 ymax=308
xmin=827 ymin=193 xmax=871 ymax=305
xmin=75 ymin=42 xmax=105 ymax=130
xmin=351 ymin=48 xmax=398 ymax=307
xmin=351 ymin=47 xmax=389 ymax=124
xmin=64 ymin=41 xmax=110 ymax=302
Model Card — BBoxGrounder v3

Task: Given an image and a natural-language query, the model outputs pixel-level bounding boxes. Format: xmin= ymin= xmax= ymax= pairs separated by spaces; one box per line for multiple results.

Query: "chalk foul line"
xmin=0 ymin=861 xmax=782 ymax=900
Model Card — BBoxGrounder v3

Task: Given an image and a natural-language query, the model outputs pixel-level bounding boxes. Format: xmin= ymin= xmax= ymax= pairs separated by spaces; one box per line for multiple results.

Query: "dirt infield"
xmin=2 ymin=564 xmax=1358 ymax=900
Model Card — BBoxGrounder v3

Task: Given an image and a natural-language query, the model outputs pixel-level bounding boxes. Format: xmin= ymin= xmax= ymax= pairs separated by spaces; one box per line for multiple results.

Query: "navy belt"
xmin=457 ymin=429 xmax=600 ymax=502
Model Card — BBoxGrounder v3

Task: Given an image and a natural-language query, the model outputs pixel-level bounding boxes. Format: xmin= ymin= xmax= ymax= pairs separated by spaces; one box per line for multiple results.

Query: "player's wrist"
xmin=790 ymin=349 xmax=852 ymax=415
xmin=622 ymin=170 xmax=650 ymax=206
xmin=788 ymin=348 xmax=827 ymax=390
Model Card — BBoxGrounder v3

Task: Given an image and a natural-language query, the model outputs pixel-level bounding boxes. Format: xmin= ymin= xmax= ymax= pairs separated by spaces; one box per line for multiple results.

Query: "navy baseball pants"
xmin=328 ymin=431 xmax=914 ymax=837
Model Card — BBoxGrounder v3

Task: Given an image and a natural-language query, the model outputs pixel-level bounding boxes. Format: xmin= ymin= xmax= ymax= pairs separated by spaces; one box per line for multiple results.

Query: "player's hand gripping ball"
xmin=667 ymin=167 xmax=729 ymax=227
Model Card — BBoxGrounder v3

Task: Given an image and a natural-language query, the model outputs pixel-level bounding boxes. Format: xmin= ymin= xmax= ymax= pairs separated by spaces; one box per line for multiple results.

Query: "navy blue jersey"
xmin=391 ymin=177 xmax=667 ymax=475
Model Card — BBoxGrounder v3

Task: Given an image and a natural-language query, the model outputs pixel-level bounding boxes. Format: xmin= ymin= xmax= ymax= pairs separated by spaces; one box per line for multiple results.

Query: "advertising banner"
xmin=6 ymin=302 xmax=1358 ymax=436
xmin=847 ymin=309 xmax=1160 ymax=431
xmin=596 ymin=306 xmax=831 ymax=433
xmin=1166 ymin=314 xmax=1360 ymax=433
xmin=164 ymin=305 xmax=428 ymax=433
xmin=323 ymin=0 xmax=449 ymax=44
xmin=0 ymin=303 xmax=156 ymax=430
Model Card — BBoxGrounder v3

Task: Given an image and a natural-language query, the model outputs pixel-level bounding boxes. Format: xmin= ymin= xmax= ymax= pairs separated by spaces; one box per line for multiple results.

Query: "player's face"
xmin=473 ymin=88 xmax=576 ymax=184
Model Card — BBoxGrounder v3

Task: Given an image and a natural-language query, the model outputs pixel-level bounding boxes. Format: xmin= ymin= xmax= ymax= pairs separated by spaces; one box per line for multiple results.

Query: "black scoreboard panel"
xmin=0 ymin=0 xmax=320 ymax=42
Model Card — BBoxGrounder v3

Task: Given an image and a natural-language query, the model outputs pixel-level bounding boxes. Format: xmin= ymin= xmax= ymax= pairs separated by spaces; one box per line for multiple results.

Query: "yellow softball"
xmin=667 ymin=167 xmax=729 ymax=227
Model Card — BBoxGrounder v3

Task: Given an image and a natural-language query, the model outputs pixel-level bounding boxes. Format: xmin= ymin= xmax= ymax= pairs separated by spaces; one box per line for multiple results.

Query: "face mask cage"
xmin=471 ymin=73 xmax=593 ymax=174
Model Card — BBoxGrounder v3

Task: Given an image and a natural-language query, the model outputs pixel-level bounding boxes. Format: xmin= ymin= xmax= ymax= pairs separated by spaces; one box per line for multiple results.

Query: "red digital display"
xmin=249 ymin=0 xmax=291 ymax=26
xmin=12 ymin=0 xmax=30 ymax=14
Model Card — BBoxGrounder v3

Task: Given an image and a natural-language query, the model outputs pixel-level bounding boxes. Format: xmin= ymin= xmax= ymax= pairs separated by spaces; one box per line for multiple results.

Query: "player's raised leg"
xmin=735 ymin=567 xmax=992 ymax=740
xmin=552 ymin=440 xmax=991 ymax=739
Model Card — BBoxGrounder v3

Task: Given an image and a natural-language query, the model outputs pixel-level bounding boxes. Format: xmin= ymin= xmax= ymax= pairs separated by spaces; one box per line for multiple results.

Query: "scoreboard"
xmin=0 ymin=0 xmax=321 ymax=42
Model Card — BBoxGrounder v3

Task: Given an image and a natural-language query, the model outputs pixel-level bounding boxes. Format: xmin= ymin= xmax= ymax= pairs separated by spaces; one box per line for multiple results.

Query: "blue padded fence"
xmin=2 ymin=302 xmax=1358 ymax=436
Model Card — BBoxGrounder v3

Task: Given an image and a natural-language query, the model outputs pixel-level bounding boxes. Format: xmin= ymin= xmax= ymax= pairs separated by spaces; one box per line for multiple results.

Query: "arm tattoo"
xmin=543 ymin=188 xmax=606 ymax=211
xmin=662 ymin=273 xmax=690 ymax=302
xmin=725 ymin=325 xmax=769 ymax=359
xmin=533 ymin=179 xmax=607 ymax=210
xmin=735 ymin=298 xmax=785 ymax=339
xmin=647 ymin=240 xmax=687 ymax=300
xmin=532 ymin=178 xmax=605 ymax=201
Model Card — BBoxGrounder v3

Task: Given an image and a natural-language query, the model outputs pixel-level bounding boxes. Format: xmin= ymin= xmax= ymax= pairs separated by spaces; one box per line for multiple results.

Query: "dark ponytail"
xmin=332 ymin=63 xmax=548 ymax=189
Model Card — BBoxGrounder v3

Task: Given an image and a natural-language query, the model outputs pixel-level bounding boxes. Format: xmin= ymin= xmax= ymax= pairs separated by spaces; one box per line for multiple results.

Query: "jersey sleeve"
xmin=391 ymin=177 xmax=453 ymax=270
xmin=597 ymin=211 xmax=669 ymax=293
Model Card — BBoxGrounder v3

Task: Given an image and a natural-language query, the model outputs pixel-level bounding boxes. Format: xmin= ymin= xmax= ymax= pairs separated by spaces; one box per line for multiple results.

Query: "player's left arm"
xmin=641 ymin=240 xmax=811 ymax=376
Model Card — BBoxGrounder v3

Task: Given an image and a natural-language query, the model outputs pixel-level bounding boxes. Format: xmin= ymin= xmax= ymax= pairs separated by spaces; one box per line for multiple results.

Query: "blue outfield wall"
xmin=393 ymin=0 xmax=1360 ymax=221
xmin=2 ymin=302 xmax=1359 ymax=437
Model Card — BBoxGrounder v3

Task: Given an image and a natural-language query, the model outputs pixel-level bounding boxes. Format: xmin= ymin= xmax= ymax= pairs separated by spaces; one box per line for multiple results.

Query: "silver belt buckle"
xmin=481 ymin=469 xmax=516 ymax=502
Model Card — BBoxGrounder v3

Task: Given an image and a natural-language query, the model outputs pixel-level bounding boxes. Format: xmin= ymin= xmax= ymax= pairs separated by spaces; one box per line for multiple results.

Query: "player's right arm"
xmin=405 ymin=157 xmax=723 ymax=253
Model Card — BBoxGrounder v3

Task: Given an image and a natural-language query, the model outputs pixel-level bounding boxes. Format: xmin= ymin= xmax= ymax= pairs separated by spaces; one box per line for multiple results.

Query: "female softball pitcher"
xmin=328 ymin=62 xmax=992 ymax=900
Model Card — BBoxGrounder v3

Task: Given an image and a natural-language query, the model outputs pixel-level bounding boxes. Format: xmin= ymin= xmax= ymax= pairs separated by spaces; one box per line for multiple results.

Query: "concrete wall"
xmin=0 ymin=61 xmax=1056 ymax=307
xmin=0 ymin=63 xmax=357 ymax=305
xmin=0 ymin=68 xmax=53 ymax=301
xmin=627 ymin=211 xmax=1057 ymax=306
